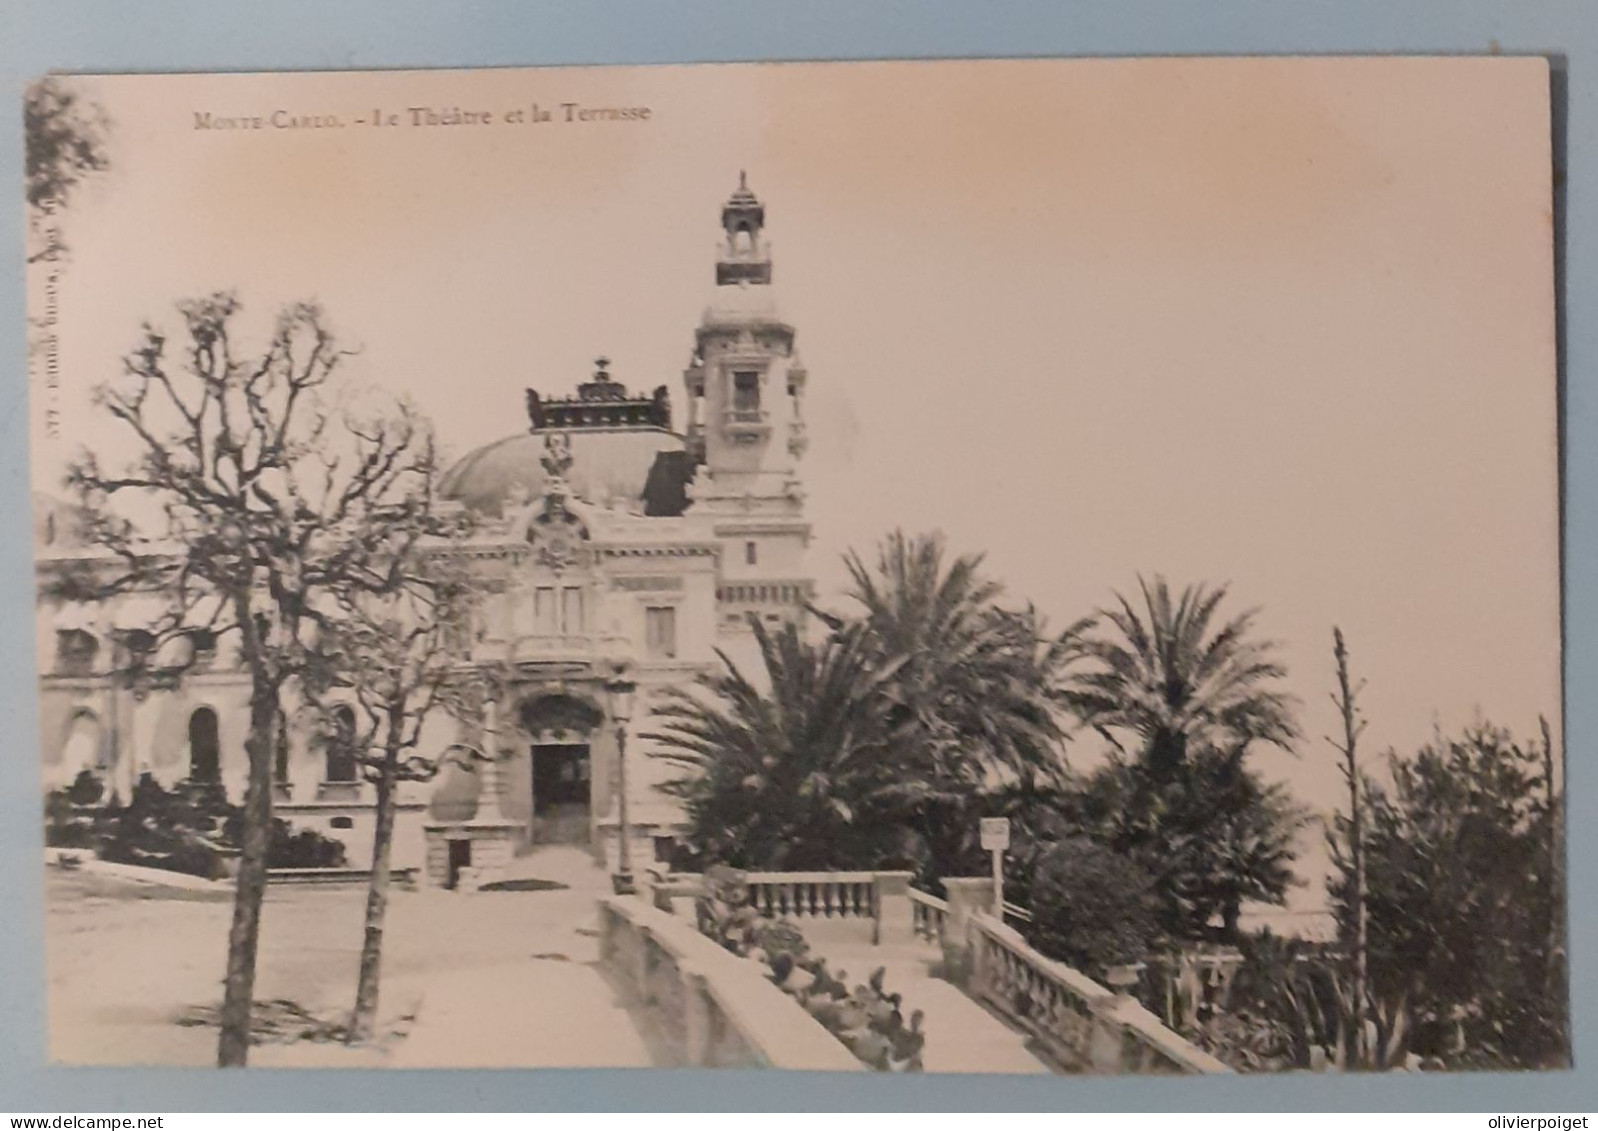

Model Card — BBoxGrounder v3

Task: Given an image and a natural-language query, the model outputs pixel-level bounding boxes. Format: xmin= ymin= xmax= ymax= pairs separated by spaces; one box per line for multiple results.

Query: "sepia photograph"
xmin=24 ymin=57 xmax=1564 ymax=1078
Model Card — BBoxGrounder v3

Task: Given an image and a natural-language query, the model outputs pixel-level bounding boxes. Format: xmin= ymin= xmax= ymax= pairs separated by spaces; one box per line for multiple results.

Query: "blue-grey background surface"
xmin=0 ymin=0 xmax=1590 ymax=1112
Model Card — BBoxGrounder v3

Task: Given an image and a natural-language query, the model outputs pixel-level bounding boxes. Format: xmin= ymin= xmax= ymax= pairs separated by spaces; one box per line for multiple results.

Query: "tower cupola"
xmin=716 ymin=171 xmax=772 ymax=287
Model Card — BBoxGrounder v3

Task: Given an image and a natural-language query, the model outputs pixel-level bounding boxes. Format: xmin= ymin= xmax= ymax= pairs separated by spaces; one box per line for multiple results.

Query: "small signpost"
xmin=979 ymin=816 xmax=1010 ymax=917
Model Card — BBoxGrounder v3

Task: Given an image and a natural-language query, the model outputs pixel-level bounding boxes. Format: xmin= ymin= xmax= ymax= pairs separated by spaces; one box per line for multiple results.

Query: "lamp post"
xmin=606 ymin=660 xmax=638 ymax=895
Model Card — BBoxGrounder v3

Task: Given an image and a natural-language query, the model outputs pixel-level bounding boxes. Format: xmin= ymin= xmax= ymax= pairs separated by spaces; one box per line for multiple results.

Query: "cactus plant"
xmin=691 ymin=873 xmax=926 ymax=1071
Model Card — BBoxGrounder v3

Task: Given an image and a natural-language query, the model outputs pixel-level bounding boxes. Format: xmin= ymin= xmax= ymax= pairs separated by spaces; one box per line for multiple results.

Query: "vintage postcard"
xmin=25 ymin=58 xmax=1563 ymax=1074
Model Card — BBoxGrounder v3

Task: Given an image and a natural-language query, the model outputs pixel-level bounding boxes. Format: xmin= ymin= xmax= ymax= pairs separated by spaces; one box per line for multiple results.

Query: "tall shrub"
xmin=1027 ymin=837 xmax=1159 ymax=977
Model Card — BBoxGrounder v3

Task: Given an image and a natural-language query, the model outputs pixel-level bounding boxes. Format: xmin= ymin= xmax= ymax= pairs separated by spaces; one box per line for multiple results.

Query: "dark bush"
xmin=1026 ymin=836 xmax=1160 ymax=977
xmin=44 ymin=770 xmax=102 ymax=848
xmin=268 ymin=823 xmax=348 ymax=869
xmin=96 ymin=774 xmax=231 ymax=879
xmin=52 ymin=772 xmax=348 ymax=879
xmin=64 ymin=768 xmax=106 ymax=807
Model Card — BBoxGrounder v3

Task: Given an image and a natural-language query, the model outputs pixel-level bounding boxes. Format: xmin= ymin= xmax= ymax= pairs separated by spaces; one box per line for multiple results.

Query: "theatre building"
xmin=34 ymin=176 xmax=815 ymax=888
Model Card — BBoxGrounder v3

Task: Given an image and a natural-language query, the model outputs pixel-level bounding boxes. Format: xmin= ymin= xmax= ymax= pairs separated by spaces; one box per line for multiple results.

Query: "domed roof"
xmin=440 ymin=427 xmax=691 ymax=518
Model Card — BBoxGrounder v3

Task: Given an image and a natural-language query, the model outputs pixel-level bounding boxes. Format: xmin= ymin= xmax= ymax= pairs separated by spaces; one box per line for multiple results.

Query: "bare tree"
xmin=67 ymin=293 xmax=437 ymax=1066
xmin=1327 ymin=627 xmax=1368 ymax=1065
xmin=306 ymin=538 xmax=478 ymax=1043
xmin=25 ymin=76 xmax=110 ymax=263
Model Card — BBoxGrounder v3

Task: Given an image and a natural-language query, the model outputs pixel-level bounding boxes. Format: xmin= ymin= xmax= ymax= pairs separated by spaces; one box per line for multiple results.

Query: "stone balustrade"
xmin=598 ymin=894 xmax=866 ymax=1071
xmin=637 ymin=867 xmax=1227 ymax=1075
xmin=645 ymin=869 xmax=916 ymax=945
xmin=745 ymin=871 xmax=876 ymax=921
xmin=966 ymin=913 xmax=1232 ymax=1075
xmin=908 ymin=887 xmax=949 ymax=944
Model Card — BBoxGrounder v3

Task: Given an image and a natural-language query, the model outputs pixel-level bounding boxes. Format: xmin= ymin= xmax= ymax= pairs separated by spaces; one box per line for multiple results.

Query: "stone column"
xmin=871 ymin=871 xmax=915 ymax=946
xmin=476 ymin=752 xmax=508 ymax=823
xmin=939 ymin=876 xmax=996 ymax=986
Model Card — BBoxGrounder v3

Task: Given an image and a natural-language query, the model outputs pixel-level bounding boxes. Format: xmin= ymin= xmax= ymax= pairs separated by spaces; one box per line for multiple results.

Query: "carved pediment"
xmin=525 ymin=511 xmax=589 ymax=572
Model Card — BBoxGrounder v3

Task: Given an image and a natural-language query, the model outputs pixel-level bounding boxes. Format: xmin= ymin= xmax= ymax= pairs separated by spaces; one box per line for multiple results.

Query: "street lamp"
xmin=606 ymin=659 xmax=638 ymax=895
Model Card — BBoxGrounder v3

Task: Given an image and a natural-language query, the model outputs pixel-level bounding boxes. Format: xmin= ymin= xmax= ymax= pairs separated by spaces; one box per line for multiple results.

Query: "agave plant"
xmin=1280 ymin=962 xmax=1411 ymax=1071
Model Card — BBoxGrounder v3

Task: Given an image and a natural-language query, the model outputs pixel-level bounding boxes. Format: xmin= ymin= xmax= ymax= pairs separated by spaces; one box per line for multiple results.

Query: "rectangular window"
xmin=733 ymin=371 xmax=761 ymax=412
xmin=745 ymin=541 xmax=758 ymax=565
xmin=561 ymin=586 xmax=585 ymax=635
xmin=56 ymin=629 xmax=98 ymax=675
xmin=645 ymin=606 xmax=677 ymax=659
xmin=533 ymin=587 xmax=557 ymax=635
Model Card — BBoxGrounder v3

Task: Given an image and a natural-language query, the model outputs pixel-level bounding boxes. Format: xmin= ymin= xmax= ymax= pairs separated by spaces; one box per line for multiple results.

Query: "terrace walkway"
xmin=393 ymin=846 xmax=657 ymax=1068
xmin=798 ymin=918 xmax=1054 ymax=1074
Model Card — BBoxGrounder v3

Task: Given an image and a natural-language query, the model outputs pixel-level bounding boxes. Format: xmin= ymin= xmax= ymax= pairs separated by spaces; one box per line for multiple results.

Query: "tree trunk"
xmin=1350 ymin=766 xmax=1368 ymax=1065
xmin=1222 ymin=895 xmax=1241 ymax=941
xmin=349 ymin=712 xmax=403 ymax=1043
xmin=1332 ymin=628 xmax=1369 ymax=1068
xmin=217 ymin=682 xmax=279 ymax=1067
xmin=1540 ymin=717 xmax=1566 ymax=1053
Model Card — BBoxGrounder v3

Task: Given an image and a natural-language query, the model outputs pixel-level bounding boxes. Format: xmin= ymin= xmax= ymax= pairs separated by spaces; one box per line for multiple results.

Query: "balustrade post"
xmin=871 ymin=871 xmax=915 ymax=946
xmin=1088 ymin=999 xmax=1131 ymax=1073
xmin=681 ymin=965 xmax=711 ymax=1065
xmin=940 ymin=876 xmax=996 ymax=986
xmin=598 ymin=901 xmax=618 ymax=965
xmin=634 ymin=923 xmax=654 ymax=1001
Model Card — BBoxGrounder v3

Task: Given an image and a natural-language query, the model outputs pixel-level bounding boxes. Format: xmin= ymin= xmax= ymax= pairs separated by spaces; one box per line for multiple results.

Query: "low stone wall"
xmin=421 ymin=821 xmax=520 ymax=889
xmin=966 ymin=913 xmax=1232 ymax=1075
xmin=598 ymin=895 xmax=865 ymax=1072
xmin=266 ymin=866 xmax=420 ymax=887
xmin=44 ymin=847 xmax=226 ymax=893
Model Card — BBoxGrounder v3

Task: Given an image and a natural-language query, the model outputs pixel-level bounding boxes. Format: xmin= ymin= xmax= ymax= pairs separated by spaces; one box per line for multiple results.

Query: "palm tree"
xmin=838 ymin=530 xmax=1090 ymax=874
xmin=647 ymin=617 xmax=910 ymax=870
xmin=1062 ymin=575 xmax=1299 ymax=781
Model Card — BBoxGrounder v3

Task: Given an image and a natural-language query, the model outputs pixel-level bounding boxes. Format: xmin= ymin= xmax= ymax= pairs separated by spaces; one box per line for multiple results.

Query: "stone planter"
xmin=1104 ymin=962 xmax=1146 ymax=995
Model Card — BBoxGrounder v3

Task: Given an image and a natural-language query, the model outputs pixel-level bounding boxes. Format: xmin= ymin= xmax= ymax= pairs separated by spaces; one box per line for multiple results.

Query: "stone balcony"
xmin=315 ymin=780 xmax=363 ymax=803
xmin=723 ymin=408 xmax=771 ymax=440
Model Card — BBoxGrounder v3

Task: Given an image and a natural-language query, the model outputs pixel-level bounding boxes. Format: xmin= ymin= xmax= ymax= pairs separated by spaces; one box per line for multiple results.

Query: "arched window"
xmin=59 ymin=710 xmax=104 ymax=783
xmin=188 ymin=707 xmax=220 ymax=784
xmin=325 ymin=706 xmax=358 ymax=783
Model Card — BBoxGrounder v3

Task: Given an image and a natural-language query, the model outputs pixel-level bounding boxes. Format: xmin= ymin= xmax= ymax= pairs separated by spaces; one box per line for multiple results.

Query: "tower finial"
xmin=719 ymin=171 xmax=770 ymax=286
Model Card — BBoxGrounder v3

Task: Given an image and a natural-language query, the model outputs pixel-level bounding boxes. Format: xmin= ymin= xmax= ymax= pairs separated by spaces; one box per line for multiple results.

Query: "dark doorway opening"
xmin=446 ymin=839 xmax=472 ymax=890
xmin=531 ymin=744 xmax=591 ymax=845
xmin=188 ymin=707 xmax=220 ymax=784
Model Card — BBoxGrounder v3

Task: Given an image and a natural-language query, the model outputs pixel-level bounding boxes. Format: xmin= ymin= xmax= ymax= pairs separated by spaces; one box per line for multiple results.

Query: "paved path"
xmin=394 ymin=846 xmax=656 ymax=1068
xmin=800 ymin=922 xmax=1054 ymax=1075
xmin=393 ymin=959 xmax=653 ymax=1068
xmin=397 ymin=848 xmax=1048 ymax=1072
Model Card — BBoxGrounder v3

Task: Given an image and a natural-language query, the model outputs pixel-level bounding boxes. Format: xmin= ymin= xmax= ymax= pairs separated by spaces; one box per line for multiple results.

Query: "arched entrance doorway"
xmin=518 ymin=693 xmax=603 ymax=846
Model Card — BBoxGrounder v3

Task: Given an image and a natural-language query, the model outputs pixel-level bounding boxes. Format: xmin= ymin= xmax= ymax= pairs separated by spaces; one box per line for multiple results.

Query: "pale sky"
xmin=29 ymin=58 xmax=1560 ymax=905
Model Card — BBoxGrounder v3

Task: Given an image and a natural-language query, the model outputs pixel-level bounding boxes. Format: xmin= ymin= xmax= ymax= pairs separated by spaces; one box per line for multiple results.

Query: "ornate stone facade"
xmin=34 ymin=178 xmax=815 ymax=889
